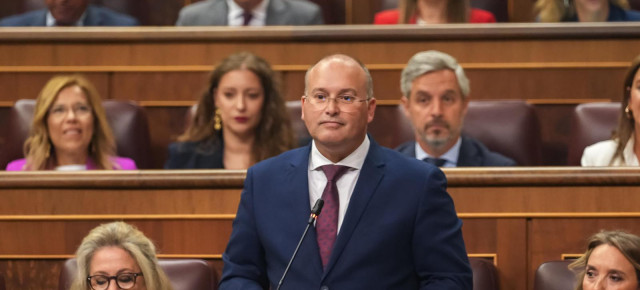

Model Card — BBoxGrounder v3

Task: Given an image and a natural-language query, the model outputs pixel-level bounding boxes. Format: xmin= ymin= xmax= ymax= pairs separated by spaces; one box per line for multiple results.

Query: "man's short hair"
xmin=400 ymin=50 xmax=470 ymax=99
xmin=304 ymin=54 xmax=374 ymax=100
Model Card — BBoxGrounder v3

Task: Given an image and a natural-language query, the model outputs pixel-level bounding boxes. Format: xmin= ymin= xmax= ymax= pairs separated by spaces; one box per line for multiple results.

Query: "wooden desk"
xmin=1 ymin=168 xmax=640 ymax=289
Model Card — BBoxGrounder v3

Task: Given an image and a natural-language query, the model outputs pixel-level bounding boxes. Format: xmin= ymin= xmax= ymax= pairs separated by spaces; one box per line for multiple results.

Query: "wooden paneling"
xmin=110 ymin=71 xmax=209 ymax=101
xmin=0 ymin=73 xmax=110 ymax=102
xmin=1 ymin=168 xmax=640 ymax=289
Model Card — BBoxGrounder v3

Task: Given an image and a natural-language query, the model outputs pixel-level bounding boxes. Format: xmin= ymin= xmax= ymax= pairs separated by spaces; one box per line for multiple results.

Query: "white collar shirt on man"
xmin=226 ymin=0 xmax=269 ymax=26
xmin=308 ymin=135 xmax=370 ymax=233
xmin=46 ymin=11 xmax=86 ymax=26
xmin=415 ymin=137 xmax=461 ymax=167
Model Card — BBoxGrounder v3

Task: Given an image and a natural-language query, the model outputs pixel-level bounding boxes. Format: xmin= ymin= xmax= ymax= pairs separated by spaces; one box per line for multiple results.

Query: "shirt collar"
xmin=46 ymin=11 xmax=86 ymax=27
xmin=310 ymin=135 xmax=370 ymax=171
xmin=226 ymin=0 xmax=270 ymax=24
xmin=415 ymin=137 xmax=462 ymax=167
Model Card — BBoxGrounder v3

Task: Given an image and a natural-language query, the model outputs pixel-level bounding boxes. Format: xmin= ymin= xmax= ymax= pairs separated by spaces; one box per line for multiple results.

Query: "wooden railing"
xmin=1 ymin=168 xmax=640 ymax=289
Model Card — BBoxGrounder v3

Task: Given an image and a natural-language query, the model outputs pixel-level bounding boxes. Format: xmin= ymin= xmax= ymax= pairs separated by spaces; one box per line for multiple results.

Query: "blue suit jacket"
xmin=220 ymin=139 xmax=471 ymax=289
xmin=396 ymin=136 xmax=517 ymax=166
xmin=0 ymin=5 xmax=138 ymax=26
xmin=564 ymin=3 xmax=640 ymax=21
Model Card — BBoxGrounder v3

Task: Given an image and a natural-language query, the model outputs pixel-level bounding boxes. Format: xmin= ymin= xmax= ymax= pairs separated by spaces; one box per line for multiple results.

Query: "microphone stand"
xmin=276 ymin=199 xmax=324 ymax=290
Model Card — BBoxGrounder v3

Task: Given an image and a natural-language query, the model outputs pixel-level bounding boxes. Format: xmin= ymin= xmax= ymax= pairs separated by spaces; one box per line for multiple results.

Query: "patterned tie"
xmin=423 ymin=157 xmax=447 ymax=167
xmin=242 ymin=10 xmax=253 ymax=26
xmin=316 ymin=165 xmax=350 ymax=269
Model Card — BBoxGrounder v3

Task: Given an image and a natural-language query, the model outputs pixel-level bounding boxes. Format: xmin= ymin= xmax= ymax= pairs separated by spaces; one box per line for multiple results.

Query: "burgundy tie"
xmin=242 ymin=10 xmax=253 ymax=26
xmin=316 ymin=164 xmax=350 ymax=269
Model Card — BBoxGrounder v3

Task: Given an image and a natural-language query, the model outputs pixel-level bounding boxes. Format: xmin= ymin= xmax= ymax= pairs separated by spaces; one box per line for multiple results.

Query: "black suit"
xmin=396 ymin=136 xmax=516 ymax=166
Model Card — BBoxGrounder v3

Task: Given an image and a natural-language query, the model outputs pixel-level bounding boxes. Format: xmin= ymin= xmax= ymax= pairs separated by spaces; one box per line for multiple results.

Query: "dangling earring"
xmin=625 ymin=105 xmax=633 ymax=119
xmin=214 ymin=108 xmax=222 ymax=131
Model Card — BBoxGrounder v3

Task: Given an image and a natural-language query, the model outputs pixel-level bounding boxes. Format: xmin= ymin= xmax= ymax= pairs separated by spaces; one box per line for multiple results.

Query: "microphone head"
xmin=312 ymin=199 xmax=324 ymax=216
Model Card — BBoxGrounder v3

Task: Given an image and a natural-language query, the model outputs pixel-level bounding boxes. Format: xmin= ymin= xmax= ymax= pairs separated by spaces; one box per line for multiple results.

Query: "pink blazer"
xmin=5 ymin=157 xmax=137 ymax=171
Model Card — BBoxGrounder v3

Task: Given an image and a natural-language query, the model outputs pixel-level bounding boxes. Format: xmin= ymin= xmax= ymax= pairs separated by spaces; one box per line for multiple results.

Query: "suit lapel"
xmin=322 ymin=140 xmax=386 ymax=277
xmin=212 ymin=0 xmax=229 ymax=25
xmin=456 ymin=137 xmax=481 ymax=166
xmin=83 ymin=6 xmax=100 ymax=26
xmin=265 ymin=0 xmax=285 ymax=25
xmin=284 ymin=144 xmax=324 ymax=276
xmin=35 ymin=9 xmax=48 ymax=26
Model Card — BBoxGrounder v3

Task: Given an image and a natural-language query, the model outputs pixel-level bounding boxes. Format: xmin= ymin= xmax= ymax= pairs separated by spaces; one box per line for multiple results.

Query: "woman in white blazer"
xmin=582 ymin=54 xmax=640 ymax=166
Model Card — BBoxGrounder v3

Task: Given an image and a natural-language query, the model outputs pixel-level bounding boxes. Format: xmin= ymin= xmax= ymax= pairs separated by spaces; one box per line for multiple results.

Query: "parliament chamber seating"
xmin=533 ymin=260 xmax=576 ymax=290
xmin=366 ymin=101 xmax=542 ymax=166
xmin=58 ymin=258 xmax=218 ymax=290
xmin=0 ymin=99 xmax=153 ymax=169
xmin=464 ymin=101 xmax=542 ymax=166
xmin=469 ymin=257 xmax=499 ymax=290
xmin=567 ymin=102 xmax=621 ymax=166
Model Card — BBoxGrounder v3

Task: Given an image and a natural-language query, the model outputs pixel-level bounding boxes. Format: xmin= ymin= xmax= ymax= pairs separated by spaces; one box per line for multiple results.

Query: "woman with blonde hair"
xmin=374 ymin=0 xmax=496 ymax=24
xmin=71 ymin=221 xmax=173 ymax=290
xmin=582 ymin=54 xmax=640 ymax=166
xmin=5 ymin=75 xmax=136 ymax=170
xmin=569 ymin=230 xmax=640 ymax=290
xmin=165 ymin=52 xmax=297 ymax=169
xmin=535 ymin=0 xmax=640 ymax=21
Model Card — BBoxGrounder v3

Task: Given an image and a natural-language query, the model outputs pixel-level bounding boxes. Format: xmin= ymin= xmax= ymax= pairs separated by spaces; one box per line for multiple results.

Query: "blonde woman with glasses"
xmin=5 ymin=75 xmax=136 ymax=171
xmin=71 ymin=222 xmax=173 ymax=290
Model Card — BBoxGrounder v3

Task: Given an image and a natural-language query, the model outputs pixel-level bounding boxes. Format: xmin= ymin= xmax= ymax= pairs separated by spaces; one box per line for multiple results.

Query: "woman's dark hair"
xmin=179 ymin=52 xmax=296 ymax=163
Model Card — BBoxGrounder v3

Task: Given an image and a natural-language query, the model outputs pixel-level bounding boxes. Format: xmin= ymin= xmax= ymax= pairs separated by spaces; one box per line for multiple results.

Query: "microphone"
xmin=276 ymin=199 xmax=324 ymax=290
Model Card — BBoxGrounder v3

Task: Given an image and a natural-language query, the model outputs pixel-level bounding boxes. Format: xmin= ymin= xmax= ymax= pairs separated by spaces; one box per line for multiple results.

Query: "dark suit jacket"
xmin=176 ymin=0 xmax=323 ymax=26
xmin=0 ymin=5 xmax=138 ymax=26
xmin=396 ymin=136 xmax=517 ymax=166
xmin=164 ymin=140 xmax=224 ymax=169
xmin=220 ymin=139 xmax=472 ymax=289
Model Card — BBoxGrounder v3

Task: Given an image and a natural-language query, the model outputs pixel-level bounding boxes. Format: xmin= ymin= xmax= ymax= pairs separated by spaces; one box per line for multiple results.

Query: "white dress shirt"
xmin=226 ymin=0 xmax=269 ymax=26
xmin=415 ymin=137 xmax=462 ymax=167
xmin=308 ymin=136 xmax=370 ymax=233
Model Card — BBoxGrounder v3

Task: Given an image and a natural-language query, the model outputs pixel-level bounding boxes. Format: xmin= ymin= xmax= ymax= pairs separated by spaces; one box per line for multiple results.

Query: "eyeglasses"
xmin=304 ymin=93 xmax=368 ymax=110
xmin=87 ymin=272 xmax=143 ymax=290
xmin=48 ymin=104 xmax=92 ymax=119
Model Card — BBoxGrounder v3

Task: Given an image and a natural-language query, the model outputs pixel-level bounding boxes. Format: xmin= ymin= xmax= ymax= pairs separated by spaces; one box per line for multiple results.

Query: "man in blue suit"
xmin=0 ymin=0 xmax=138 ymax=26
xmin=219 ymin=54 xmax=472 ymax=289
xmin=396 ymin=50 xmax=516 ymax=167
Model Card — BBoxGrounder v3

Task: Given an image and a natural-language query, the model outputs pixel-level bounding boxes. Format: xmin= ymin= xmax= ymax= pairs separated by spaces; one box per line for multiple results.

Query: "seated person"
xmin=582 ymin=54 xmax=640 ymax=166
xmin=374 ymin=0 xmax=496 ymax=24
xmin=396 ymin=50 xmax=516 ymax=167
xmin=165 ymin=52 xmax=297 ymax=169
xmin=176 ymin=0 xmax=323 ymax=26
xmin=6 ymin=75 xmax=137 ymax=171
xmin=569 ymin=230 xmax=640 ymax=290
xmin=0 ymin=0 xmax=138 ymax=26
xmin=536 ymin=0 xmax=640 ymax=21
xmin=70 ymin=221 xmax=173 ymax=290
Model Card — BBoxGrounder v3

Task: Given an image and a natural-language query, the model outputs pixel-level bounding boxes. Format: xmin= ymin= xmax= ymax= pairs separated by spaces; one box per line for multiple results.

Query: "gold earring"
xmin=214 ymin=108 xmax=222 ymax=131
xmin=626 ymin=106 xmax=633 ymax=119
